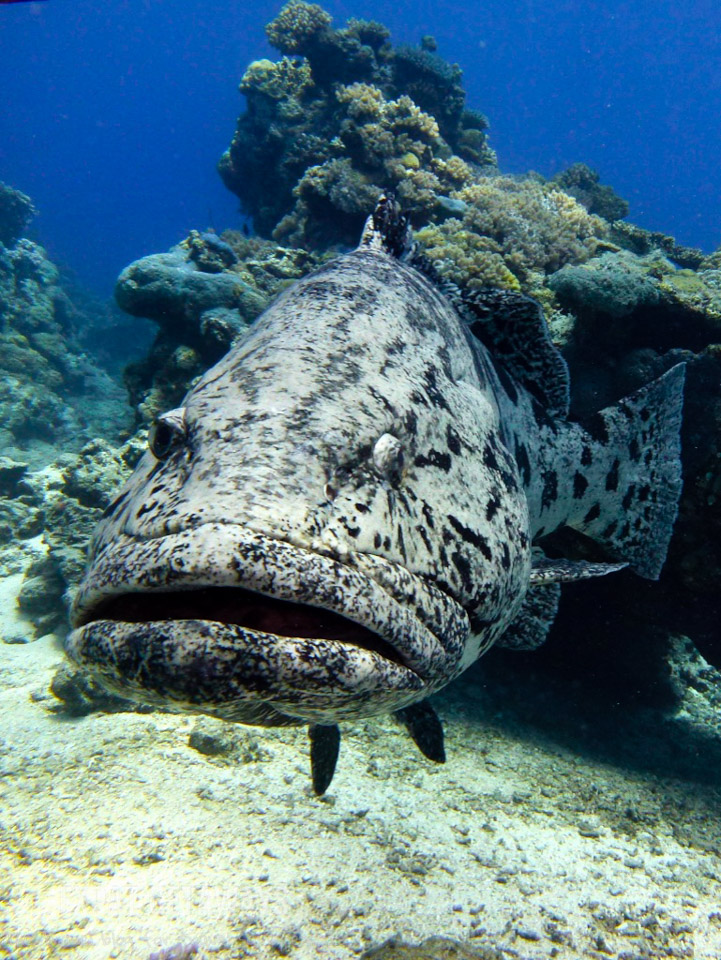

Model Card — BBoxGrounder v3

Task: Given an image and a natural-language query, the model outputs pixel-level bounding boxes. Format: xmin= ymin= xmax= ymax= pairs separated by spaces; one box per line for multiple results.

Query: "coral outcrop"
xmin=219 ymin=1 xmax=495 ymax=247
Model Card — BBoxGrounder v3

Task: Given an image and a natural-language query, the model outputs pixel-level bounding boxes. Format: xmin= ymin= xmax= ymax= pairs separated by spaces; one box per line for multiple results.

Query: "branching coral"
xmin=452 ymin=175 xmax=609 ymax=279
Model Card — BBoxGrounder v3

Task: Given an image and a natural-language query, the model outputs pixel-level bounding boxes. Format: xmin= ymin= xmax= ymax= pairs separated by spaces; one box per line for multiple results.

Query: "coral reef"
xmin=219 ymin=1 xmax=495 ymax=247
xmin=13 ymin=435 xmax=144 ymax=635
xmin=415 ymin=174 xmax=608 ymax=295
xmin=0 ymin=235 xmax=133 ymax=467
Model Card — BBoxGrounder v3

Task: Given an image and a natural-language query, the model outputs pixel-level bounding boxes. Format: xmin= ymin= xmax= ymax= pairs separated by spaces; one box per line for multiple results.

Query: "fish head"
xmin=67 ymin=247 xmax=531 ymax=725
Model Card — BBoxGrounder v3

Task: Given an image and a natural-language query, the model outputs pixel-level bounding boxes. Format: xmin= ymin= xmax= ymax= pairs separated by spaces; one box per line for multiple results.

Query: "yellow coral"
xmin=265 ymin=1 xmax=332 ymax=53
xmin=241 ymin=57 xmax=313 ymax=101
xmin=455 ymin=175 xmax=608 ymax=276
xmin=416 ymin=221 xmax=522 ymax=291
xmin=336 ymin=83 xmax=384 ymax=119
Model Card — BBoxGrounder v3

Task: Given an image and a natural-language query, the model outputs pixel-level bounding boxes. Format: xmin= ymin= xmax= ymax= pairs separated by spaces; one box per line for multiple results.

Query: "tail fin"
xmin=572 ymin=364 xmax=685 ymax=579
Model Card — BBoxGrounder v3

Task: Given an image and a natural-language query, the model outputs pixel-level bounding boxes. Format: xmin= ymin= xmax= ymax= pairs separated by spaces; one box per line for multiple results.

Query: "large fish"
xmin=66 ymin=198 xmax=685 ymax=794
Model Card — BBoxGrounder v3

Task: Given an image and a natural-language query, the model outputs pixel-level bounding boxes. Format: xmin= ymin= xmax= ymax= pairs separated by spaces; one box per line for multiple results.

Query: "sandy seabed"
xmin=2 ymin=576 xmax=721 ymax=960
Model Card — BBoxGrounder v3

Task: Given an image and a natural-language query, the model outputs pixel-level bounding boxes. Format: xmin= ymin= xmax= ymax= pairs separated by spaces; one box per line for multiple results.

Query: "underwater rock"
xmin=549 ymin=250 xmax=721 ymax=355
xmin=115 ymin=244 xmax=265 ymax=336
xmin=12 ymin=437 xmax=144 ymax=637
xmin=0 ymin=232 xmax=134 ymax=467
xmin=49 ymin=664 xmax=136 ymax=716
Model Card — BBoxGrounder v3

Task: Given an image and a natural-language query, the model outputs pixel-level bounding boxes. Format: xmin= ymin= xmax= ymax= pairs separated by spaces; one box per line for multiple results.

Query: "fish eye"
xmin=148 ymin=408 xmax=187 ymax=460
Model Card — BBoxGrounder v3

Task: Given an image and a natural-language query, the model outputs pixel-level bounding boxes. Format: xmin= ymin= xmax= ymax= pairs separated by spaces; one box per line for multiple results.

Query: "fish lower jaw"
xmin=65 ymin=617 xmax=426 ymax=725
xmin=66 ymin=522 xmax=470 ymax=722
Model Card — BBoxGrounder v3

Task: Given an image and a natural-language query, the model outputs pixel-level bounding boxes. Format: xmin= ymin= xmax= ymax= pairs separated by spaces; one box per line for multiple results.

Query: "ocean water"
xmin=2 ymin=2 xmax=721 ymax=959
xmin=0 ymin=0 xmax=719 ymax=294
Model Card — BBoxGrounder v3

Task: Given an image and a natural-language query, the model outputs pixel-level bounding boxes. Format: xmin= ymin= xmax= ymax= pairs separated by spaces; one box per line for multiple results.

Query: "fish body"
xmin=67 ymin=199 xmax=684 ymax=784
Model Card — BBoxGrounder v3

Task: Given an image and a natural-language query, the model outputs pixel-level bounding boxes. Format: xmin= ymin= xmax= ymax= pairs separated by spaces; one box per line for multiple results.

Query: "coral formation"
xmin=0 ymin=181 xmax=36 ymax=246
xmin=0 ymin=236 xmax=133 ymax=467
xmin=219 ymin=1 xmax=495 ymax=247
xmin=552 ymin=162 xmax=629 ymax=222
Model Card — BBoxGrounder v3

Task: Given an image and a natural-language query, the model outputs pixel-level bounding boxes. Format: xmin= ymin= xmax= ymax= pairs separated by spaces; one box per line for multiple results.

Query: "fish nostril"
xmin=372 ymin=433 xmax=405 ymax=486
xmin=148 ymin=407 xmax=188 ymax=460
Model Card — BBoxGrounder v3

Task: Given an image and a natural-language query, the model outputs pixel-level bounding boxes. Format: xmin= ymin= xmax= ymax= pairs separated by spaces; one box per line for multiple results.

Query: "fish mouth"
xmin=66 ymin=523 xmax=469 ymax=725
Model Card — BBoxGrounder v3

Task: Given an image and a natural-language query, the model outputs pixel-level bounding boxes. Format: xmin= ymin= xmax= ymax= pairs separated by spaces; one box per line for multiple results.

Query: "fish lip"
xmin=65 ymin=619 xmax=425 ymax=724
xmin=68 ymin=524 xmax=467 ymax=708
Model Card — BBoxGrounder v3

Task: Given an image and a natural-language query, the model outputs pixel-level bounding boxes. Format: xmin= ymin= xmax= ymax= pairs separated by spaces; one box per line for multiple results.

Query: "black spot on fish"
xmin=374 ymin=532 xmax=382 ymax=549
xmin=404 ymin=409 xmax=418 ymax=436
xmin=573 ymin=471 xmax=588 ymax=499
xmin=418 ymin=525 xmax=433 ymax=554
xmin=586 ymin=412 xmax=610 ymax=445
xmin=446 ymin=425 xmax=461 ymax=455
xmin=584 ymin=503 xmax=601 ymax=523
xmin=451 ymin=551 xmax=473 ymax=592
xmin=640 ymin=407 xmax=651 ymax=422
xmin=486 ymin=494 xmax=501 ymax=521
xmin=101 ymin=489 xmax=129 ymax=520
xmin=603 ymin=520 xmax=618 ymax=538
xmin=515 ymin=439 xmax=531 ymax=486
xmin=422 ymin=502 xmax=435 ymax=529
xmin=397 ymin=526 xmax=406 ymax=561
xmin=541 ymin=470 xmax=558 ymax=509
xmin=423 ymin=367 xmax=450 ymax=411
xmin=618 ymin=521 xmax=630 ymax=540
xmin=621 ymin=485 xmax=635 ymax=510
xmin=629 ymin=438 xmax=641 ymax=462
xmin=355 ymin=502 xmax=370 ymax=513
xmin=136 ymin=501 xmax=157 ymax=519
xmin=500 ymin=542 xmax=511 ymax=570
xmin=638 ymin=484 xmax=651 ymax=502
xmin=448 ymin=515 xmax=492 ymax=561
xmin=605 ymin=459 xmax=620 ymax=492
xmin=483 ymin=443 xmax=499 ymax=472
xmin=581 ymin=445 xmax=593 ymax=467
xmin=415 ymin=450 xmax=452 ymax=472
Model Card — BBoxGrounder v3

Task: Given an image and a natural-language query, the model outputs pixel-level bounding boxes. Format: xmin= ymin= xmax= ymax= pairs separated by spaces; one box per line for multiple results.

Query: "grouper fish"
xmin=66 ymin=197 xmax=685 ymax=794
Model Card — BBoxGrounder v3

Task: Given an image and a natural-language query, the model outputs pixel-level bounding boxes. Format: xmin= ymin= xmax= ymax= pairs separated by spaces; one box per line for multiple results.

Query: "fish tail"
xmin=571 ymin=363 xmax=686 ymax=579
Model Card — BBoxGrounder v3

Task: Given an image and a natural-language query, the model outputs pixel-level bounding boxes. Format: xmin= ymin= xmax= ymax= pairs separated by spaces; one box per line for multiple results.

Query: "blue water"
xmin=1 ymin=0 xmax=719 ymax=295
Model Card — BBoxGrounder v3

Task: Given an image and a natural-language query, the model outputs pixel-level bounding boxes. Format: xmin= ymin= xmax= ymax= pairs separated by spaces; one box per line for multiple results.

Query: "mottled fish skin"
xmin=66 ymin=203 xmax=684 ymax=733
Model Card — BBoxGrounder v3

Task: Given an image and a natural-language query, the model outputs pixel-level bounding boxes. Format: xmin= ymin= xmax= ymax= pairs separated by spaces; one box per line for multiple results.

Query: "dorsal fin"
xmin=455 ymin=287 xmax=570 ymax=419
xmin=359 ymin=195 xmax=412 ymax=258
xmin=409 ymin=252 xmax=570 ymax=419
